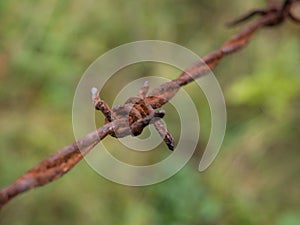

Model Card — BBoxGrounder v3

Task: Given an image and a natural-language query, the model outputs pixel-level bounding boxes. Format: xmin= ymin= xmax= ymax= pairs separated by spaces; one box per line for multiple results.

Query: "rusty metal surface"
xmin=0 ymin=0 xmax=299 ymax=209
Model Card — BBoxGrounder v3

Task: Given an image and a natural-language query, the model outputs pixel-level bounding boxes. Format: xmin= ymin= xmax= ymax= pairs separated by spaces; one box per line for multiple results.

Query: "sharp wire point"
xmin=91 ymin=87 xmax=99 ymax=95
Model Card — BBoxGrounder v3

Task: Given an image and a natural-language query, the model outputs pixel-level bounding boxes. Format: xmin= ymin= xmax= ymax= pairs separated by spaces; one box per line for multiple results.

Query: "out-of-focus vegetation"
xmin=0 ymin=0 xmax=300 ymax=224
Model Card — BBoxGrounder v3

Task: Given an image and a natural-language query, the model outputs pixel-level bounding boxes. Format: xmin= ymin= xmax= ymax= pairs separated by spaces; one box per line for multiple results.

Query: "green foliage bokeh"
xmin=0 ymin=0 xmax=299 ymax=224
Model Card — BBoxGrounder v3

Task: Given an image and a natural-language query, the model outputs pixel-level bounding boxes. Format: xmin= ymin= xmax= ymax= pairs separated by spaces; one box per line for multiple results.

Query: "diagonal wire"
xmin=0 ymin=0 xmax=299 ymax=209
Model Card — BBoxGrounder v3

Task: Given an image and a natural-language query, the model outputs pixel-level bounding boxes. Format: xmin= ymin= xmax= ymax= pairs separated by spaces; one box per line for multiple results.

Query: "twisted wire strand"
xmin=1 ymin=0 xmax=299 ymax=209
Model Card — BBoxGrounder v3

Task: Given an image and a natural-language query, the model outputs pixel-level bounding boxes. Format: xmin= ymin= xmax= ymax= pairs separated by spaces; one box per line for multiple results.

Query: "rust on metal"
xmin=0 ymin=0 xmax=299 ymax=209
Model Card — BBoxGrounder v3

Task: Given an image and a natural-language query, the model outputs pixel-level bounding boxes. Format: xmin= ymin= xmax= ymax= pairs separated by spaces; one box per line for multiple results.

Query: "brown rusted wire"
xmin=0 ymin=0 xmax=299 ymax=209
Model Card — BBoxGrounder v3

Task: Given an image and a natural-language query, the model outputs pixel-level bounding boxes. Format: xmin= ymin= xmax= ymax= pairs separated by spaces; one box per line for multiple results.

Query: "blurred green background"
xmin=0 ymin=0 xmax=300 ymax=224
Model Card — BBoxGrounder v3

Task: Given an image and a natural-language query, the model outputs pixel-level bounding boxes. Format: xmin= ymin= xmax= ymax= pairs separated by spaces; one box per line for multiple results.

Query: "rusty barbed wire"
xmin=0 ymin=0 xmax=299 ymax=209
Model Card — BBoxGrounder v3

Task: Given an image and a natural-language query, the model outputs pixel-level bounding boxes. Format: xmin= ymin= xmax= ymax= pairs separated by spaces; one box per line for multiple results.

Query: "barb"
xmin=91 ymin=81 xmax=175 ymax=150
xmin=0 ymin=0 xmax=299 ymax=209
xmin=227 ymin=0 xmax=300 ymax=26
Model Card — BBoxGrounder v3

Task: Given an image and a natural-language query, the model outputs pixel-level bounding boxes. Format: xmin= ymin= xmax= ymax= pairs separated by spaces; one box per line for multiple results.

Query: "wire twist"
xmin=0 ymin=0 xmax=299 ymax=209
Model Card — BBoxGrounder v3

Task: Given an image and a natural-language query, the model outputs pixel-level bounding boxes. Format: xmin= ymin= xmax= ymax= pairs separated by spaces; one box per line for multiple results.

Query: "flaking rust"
xmin=92 ymin=80 xmax=175 ymax=150
xmin=1 ymin=0 xmax=299 ymax=209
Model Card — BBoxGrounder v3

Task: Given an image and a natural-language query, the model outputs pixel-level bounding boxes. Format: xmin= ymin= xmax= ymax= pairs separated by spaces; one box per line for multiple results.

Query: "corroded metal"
xmin=0 ymin=0 xmax=299 ymax=209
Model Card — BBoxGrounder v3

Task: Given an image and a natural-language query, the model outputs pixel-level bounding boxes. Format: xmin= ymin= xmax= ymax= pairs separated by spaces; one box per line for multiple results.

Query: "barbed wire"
xmin=0 ymin=0 xmax=299 ymax=209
